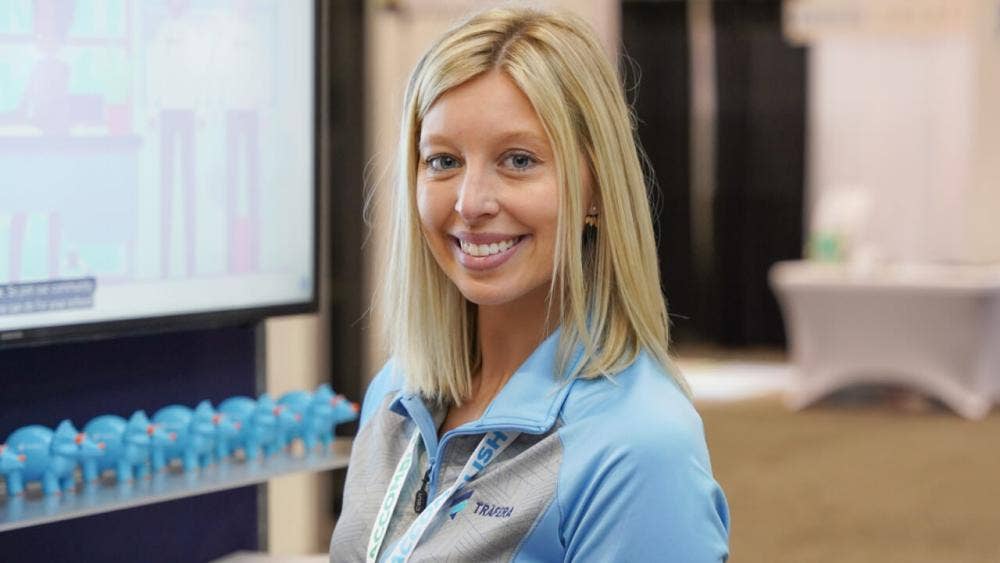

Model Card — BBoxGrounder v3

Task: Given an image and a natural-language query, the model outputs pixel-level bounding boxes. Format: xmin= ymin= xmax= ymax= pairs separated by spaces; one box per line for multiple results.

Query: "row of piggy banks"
xmin=0 ymin=384 xmax=358 ymax=496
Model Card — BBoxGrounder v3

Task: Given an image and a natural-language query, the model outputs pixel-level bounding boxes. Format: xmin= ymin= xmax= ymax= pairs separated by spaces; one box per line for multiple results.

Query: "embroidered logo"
xmin=448 ymin=486 xmax=474 ymax=519
xmin=473 ymin=501 xmax=514 ymax=519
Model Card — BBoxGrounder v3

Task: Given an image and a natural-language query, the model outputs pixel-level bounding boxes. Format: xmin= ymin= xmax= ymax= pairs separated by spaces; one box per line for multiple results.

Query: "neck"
xmin=475 ymin=285 xmax=557 ymax=393
xmin=439 ymin=286 xmax=557 ymax=435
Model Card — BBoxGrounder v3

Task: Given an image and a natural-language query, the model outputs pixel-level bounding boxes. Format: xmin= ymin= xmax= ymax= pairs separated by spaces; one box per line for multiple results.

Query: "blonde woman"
xmin=330 ymin=7 xmax=729 ymax=562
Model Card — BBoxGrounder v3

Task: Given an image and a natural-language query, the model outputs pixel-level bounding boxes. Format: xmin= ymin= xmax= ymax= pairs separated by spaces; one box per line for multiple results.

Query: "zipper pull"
xmin=414 ymin=466 xmax=431 ymax=514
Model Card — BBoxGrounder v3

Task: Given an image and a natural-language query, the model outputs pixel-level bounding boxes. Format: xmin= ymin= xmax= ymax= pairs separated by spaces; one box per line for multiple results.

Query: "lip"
xmin=450 ymin=233 xmax=527 ymax=271
xmin=454 ymin=231 xmax=522 ymax=245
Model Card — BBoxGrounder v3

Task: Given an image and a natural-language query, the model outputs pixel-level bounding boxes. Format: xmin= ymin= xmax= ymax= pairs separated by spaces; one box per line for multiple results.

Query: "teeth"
xmin=460 ymin=237 xmax=518 ymax=257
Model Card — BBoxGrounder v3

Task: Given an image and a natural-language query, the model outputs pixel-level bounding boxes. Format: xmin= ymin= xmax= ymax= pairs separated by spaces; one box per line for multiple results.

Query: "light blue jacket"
xmin=330 ymin=331 xmax=730 ymax=561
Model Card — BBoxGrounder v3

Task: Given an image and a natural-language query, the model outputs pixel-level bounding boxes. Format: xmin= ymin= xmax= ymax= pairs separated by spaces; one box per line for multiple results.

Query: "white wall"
xmin=804 ymin=0 xmax=1000 ymax=264
xmin=808 ymin=37 xmax=974 ymax=263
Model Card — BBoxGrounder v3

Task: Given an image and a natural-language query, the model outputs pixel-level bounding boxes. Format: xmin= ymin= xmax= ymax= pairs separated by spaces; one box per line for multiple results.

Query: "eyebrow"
xmin=418 ymin=130 xmax=550 ymax=152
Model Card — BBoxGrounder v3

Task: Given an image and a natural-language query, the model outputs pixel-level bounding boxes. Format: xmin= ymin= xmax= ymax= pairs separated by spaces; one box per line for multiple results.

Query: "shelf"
xmin=0 ymin=438 xmax=352 ymax=533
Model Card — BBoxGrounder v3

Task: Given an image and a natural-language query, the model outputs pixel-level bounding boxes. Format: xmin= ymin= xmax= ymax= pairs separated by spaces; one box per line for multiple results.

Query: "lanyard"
xmin=366 ymin=426 xmax=520 ymax=563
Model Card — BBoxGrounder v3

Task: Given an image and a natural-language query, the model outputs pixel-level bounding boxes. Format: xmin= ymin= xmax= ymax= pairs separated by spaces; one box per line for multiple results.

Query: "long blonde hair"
xmin=380 ymin=7 xmax=687 ymax=405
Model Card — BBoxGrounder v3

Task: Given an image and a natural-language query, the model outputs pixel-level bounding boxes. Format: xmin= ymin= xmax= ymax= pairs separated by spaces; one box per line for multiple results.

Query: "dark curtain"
xmin=325 ymin=0 xmax=365 ymax=518
xmin=621 ymin=1 xmax=695 ymax=341
xmin=713 ymin=0 xmax=806 ymax=346
xmin=622 ymin=0 xmax=806 ymax=347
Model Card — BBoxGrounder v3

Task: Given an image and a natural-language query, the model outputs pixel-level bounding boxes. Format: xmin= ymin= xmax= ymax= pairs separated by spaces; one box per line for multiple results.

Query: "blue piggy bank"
xmin=0 ymin=443 xmax=26 ymax=479
xmin=219 ymin=393 xmax=295 ymax=460
xmin=317 ymin=385 xmax=359 ymax=449
xmin=82 ymin=410 xmax=171 ymax=483
xmin=1 ymin=420 xmax=103 ymax=496
xmin=330 ymin=391 xmax=360 ymax=427
xmin=152 ymin=401 xmax=218 ymax=474
xmin=279 ymin=385 xmax=358 ymax=452
xmin=277 ymin=390 xmax=315 ymax=450
xmin=208 ymin=405 xmax=241 ymax=463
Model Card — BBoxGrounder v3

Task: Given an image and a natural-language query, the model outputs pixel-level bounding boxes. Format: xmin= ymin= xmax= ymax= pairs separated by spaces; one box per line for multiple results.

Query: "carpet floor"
xmin=698 ymin=397 xmax=1000 ymax=563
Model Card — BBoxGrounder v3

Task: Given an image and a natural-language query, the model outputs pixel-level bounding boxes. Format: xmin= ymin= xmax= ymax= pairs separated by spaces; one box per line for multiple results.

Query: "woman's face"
xmin=417 ymin=70 xmax=585 ymax=307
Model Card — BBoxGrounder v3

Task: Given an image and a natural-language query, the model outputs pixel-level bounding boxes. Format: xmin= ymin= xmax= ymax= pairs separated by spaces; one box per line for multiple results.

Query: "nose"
xmin=454 ymin=164 xmax=499 ymax=223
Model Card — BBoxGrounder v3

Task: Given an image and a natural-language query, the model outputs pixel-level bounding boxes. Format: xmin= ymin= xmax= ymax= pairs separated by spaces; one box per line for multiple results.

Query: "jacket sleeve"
xmin=558 ymin=422 xmax=730 ymax=562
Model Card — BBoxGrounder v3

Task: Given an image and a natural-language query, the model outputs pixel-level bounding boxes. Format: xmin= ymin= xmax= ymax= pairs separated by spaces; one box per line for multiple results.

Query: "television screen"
xmin=0 ymin=0 xmax=316 ymax=346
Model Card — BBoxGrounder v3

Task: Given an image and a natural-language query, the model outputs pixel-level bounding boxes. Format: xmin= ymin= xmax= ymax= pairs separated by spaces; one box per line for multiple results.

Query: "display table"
xmin=770 ymin=261 xmax=1000 ymax=419
xmin=0 ymin=438 xmax=351 ymax=533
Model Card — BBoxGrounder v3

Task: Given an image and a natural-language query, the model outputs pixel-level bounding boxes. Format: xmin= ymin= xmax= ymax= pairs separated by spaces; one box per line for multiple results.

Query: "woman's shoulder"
xmin=558 ymin=351 xmax=708 ymax=461
xmin=357 ymin=360 xmax=407 ymax=429
xmin=554 ymin=352 xmax=730 ymax=561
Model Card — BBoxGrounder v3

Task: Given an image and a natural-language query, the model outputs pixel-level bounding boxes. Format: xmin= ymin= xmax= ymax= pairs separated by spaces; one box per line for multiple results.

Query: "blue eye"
xmin=505 ymin=152 xmax=537 ymax=170
xmin=427 ymin=155 xmax=460 ymax=171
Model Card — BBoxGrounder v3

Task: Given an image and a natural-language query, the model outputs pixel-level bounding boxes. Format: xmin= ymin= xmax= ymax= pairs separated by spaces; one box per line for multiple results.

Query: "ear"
xmin=195 ymin=400 xmax=214 ymax=415
xmin=55 ymin=420 xmax=78 ymax=438
xmin=315 ymin=385 xmax=333 ymax=401
xmin=132 ymin=410 xmax=150 ymax=425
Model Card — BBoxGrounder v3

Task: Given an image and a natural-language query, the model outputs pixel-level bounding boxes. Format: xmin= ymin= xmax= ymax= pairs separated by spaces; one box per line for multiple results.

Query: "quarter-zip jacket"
xmin=330 ymin=331 xmax=730 ymax=561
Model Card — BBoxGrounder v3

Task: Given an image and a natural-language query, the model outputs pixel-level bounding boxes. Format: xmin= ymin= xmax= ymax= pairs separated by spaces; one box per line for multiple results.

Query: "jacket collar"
xmin=388 ymin=328 xmax=577 ymax=437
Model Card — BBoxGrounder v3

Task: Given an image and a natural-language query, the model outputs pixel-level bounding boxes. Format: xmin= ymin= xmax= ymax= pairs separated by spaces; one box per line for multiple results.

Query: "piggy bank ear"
xmin=257 ymin=393 xmax=274 ymax=409
xmin=195 ymin=400 xmax=214 ymax=416
xmin=315 ymin=385 xmax=334 ymax=402
xmin=128 ymin=411 xmax=149 ymax=430
xmin=55 ymin=420 xmax=78 ymax=438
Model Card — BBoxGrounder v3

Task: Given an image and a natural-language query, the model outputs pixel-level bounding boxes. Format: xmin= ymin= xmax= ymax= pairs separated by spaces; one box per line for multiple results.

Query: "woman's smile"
xmin=452 ymin=233 xmax=528 ymax=271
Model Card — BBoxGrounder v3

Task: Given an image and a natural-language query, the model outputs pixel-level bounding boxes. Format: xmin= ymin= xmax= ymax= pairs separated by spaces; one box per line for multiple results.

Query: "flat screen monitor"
xmin=0 ymin=0 xmax=317 ymax=348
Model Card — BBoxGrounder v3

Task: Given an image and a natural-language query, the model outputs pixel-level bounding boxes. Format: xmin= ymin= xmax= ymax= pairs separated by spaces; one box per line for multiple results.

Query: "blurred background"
xmin=2 ymin=0 xmax=999 ymax=561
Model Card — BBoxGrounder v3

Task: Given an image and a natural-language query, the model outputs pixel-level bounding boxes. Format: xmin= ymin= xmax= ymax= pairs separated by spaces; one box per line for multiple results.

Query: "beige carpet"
xmin=698 ymin=396 xmax=1000 ymax=563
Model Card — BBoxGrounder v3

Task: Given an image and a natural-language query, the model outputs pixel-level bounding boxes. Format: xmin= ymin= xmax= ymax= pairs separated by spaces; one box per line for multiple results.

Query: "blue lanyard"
xmin=366 ymin=426 xmax=519 ymax=563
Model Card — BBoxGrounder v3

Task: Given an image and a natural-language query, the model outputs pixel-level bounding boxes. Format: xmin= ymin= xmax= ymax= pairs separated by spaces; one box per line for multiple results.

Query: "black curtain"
xmin=325 ymin=0 xmax=365 ymax=518
xmin=713 ymin=0 xmax=806 ymax=346
xmin=621 ymin=1 xmax=695 ymax=341
xmin=622 ymin=0 xmax=805 ymax=347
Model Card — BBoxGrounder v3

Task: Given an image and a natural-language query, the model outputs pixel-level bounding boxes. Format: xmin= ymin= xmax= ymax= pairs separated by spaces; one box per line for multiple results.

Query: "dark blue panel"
xmin=2 ymin=487 xmax=258 ymax=563
xmin=0 ymin=326 xmax=260 ymax=561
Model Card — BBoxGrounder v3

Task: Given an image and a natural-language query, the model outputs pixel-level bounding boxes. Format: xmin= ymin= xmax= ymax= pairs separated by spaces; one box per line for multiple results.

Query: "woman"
xmin=330 ymin=7 xmax=730 ymax=562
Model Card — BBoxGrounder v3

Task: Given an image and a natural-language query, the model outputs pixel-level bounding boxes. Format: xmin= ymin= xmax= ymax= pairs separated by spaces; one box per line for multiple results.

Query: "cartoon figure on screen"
xmin=213 ymin=0 xmax=270 ymax=275
xmin=146 ymin=0 xmax=209 ymax=278
xmin=3 ymin=211 xmax=63 ymax=284
xmin=15 ymin=0 xmax=120 ymax=135
xmin=1 ymin=420 xmax=103 ymax=496
xmin=17 ymin=0 xmax=75 ymax=136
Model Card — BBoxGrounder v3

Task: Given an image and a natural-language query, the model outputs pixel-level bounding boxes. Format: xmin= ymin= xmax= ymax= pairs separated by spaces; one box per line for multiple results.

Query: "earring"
xmin=584 ymin=205 xmax=599 ymax=228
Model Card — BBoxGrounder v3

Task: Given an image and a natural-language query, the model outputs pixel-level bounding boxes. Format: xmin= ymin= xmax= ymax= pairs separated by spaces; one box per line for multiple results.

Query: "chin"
xmin=455 ymin=284 xmax=515 ymax=307
xmin=452 ymin=277 xmax=549 ymax=308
